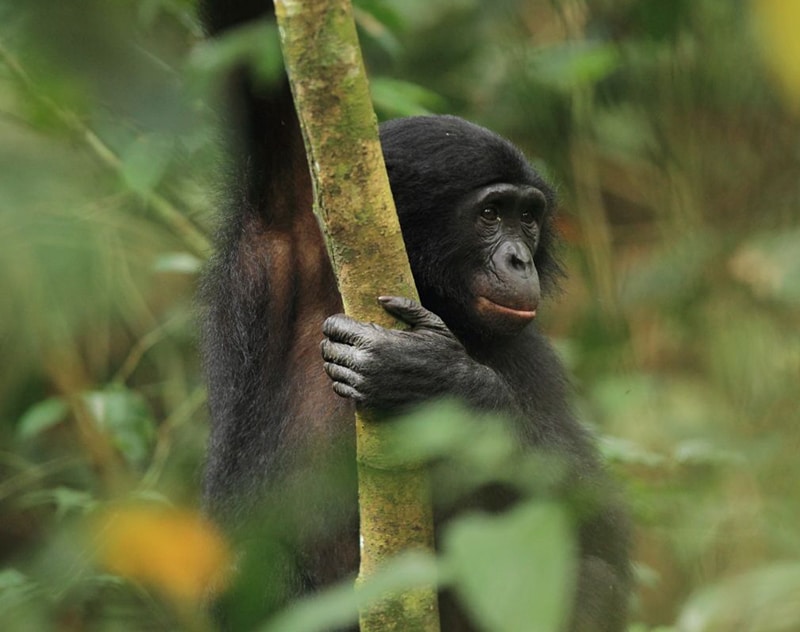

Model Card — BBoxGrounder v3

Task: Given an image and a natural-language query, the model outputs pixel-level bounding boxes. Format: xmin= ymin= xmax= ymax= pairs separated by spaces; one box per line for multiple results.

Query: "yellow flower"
xmin=751 ymin=0 xmax=800 ymax=111
xmin=94 ymin=505 xmax=231 ymax=602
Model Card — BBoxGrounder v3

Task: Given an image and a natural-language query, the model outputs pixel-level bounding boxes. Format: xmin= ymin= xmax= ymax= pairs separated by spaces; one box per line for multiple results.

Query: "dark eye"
xmin=520 ymin=209 xmax=536 ymax=225
xmin=480 ymin=207 xmax=499 ymax=222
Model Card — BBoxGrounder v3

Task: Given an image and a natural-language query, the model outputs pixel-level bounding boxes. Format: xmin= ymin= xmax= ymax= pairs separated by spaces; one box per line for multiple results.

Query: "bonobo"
xmin=200 ymin=2 xmax=630 ymax=630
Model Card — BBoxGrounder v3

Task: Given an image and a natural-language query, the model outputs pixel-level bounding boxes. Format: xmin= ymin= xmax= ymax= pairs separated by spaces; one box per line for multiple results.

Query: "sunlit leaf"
xmin=94 ymin=505 xmax=231 ymax=602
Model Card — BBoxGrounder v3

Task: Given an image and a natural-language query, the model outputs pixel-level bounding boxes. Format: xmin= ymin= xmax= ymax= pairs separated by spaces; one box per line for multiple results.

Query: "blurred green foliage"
xmin=1 ymin=0 xmax=799 ymax=630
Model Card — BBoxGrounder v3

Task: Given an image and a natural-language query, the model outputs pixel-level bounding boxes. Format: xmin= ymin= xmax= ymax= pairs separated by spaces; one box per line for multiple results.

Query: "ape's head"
xmin=380 ymin=116 xmax=562 ymax=340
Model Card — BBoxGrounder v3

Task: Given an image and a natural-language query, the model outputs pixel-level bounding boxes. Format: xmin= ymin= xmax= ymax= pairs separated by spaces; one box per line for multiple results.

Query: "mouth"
xmin=476 ymin=296 xmax=537 ymax=322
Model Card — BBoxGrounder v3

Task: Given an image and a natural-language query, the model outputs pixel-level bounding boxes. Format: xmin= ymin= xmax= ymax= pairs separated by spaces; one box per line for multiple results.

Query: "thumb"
xmin=378 ymin=296 xmax=447 ymax=331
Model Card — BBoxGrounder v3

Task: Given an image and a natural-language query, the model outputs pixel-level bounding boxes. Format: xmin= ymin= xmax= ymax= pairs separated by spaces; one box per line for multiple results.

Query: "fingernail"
xmin=378 ymin=296 xmax=390 ymax=303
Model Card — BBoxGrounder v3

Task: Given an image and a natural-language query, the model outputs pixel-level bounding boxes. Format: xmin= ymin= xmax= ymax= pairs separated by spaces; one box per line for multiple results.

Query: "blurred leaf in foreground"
xmin=443 ymin=502 xmax=576 ymax=632
xmin=93 ymin=504 xmax=231 ymax=602
xmin=262 ymin=551 xmax=437 ymax=632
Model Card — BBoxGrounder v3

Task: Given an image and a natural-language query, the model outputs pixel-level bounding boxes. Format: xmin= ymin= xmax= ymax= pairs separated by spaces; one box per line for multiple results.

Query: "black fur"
xmin=200 ymin=3 xmax=630 ymax=630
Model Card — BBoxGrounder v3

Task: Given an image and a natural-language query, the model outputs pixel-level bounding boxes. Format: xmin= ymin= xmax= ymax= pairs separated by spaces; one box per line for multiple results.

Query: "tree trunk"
xmin=273 ymin=1 xmax=440 ymax=630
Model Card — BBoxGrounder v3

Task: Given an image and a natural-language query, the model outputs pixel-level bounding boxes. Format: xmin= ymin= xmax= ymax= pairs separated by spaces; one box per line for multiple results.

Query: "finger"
xmin=331 ymin=381 xmax=363 ymax=402
xmin=320 ymin=339 xmax=363 ymax=369
xmin=322 ymin=314 xmax=377 ymax=346
xmin=323 ymin=362 xmax=362 ymax=389
xmin=378 ymin=296 xmax=445 ymax=330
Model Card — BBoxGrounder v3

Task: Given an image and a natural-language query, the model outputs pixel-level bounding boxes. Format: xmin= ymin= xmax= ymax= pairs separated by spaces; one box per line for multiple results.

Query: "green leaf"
xmin=0 ymin=569 xmax=32 ymax=591
xmin=354 ymin=0 xmax=404 ymax=34
xmin=19 ymin=487 xmax=96 ymax=518
xmin=153 ymin=252 xmax=203 ymax=274
xmin=371 ymin=78 xmax=446 ymax=118
xmin=0 ymin=568 xmax=40 ymax=617
xmin=443 ymin=502 xmax=576 ymax=632
xmin=189 ymin=21 xmax=283 ymax=87
xmin=677 ymin=563 xmax=800 ymax=632
xmin=83 ymin=388 xmax=156 ymax=466
xmin=354 ymin=0 xmax=404 ymax=57
xmin=17 ymin=397 xmax=68 ymax=440
xmin=673 ymin=440 xmax=743 ymax=468
xmin=600 ymin=435 xmax=666 ymax=468
xmin=531 ymin=41 xmax=620 ymax=92
xmin=120 ymin=133 xmax=174 ymax=195
xmin=261 ymin=551 xmax=438 ymax=632
xmin=383 ymin=401 xmax=517 ymax=473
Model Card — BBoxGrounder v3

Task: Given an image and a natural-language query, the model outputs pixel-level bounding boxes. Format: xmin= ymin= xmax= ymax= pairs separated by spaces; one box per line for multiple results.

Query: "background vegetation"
xmin=1 ymin=0 xmax=799 ymax=630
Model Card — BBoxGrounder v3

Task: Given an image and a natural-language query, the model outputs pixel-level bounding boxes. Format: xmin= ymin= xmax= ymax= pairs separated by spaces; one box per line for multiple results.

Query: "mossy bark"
xmin=273 ymin=1 xmax=440 ymax=630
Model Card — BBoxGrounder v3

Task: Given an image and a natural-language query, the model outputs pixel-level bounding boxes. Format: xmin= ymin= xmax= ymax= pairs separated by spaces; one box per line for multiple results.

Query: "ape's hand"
xmin=321 ymin=296 xmax=491 ymax=413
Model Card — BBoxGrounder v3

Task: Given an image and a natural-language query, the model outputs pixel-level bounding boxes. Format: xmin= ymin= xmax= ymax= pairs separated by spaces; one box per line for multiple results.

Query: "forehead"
xmin=380 ymin=116 xmax=549 ymax=194
xmin=379 ymin=115 xmax=556 ymax=229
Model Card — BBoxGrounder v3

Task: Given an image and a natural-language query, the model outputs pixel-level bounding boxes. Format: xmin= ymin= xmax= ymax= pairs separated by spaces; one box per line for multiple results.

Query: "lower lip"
xmin=476 ymin=296 xmax=537 ymax=320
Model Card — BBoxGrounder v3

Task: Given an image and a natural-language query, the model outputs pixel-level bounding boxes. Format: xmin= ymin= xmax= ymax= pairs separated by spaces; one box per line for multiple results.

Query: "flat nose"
xmin=505 ymin=243 xmax=533 ymax=278
xmin=497 ymin=242 xmax=533 ymax=277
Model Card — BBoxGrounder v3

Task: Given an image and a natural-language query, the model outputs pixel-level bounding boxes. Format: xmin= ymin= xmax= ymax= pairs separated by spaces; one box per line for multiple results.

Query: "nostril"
xmin=508 ymin=251 xmax=531 ymax=272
